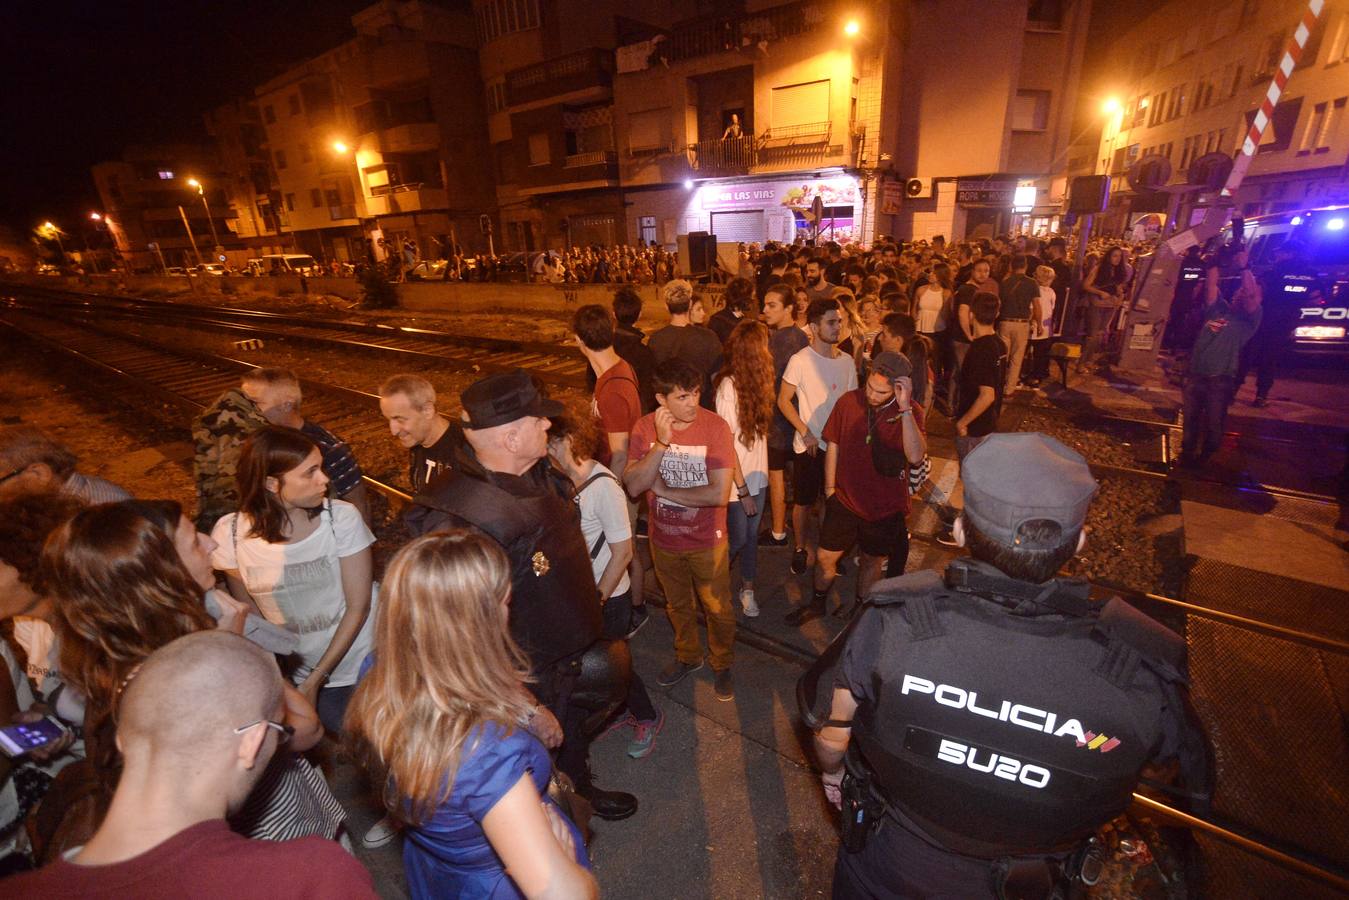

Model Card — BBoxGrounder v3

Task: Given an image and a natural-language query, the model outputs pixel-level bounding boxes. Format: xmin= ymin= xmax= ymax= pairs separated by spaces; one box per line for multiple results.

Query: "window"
xmin=486 ymin=80 xmax=507 ymax=114
xmin=1027 ymin=0 xmax=1064 ymax=29
xmin=1180 ymin=136 xmax=1193 ymax=170
xmin=639 ymin=216 xmax=657 ymax=244
xmin=299 ymin=142 xmax=312 ymax=164
xmin=1230 ymin=65 xmax=1244 ymax=97
xmin=264 ymin=105 xmax=276 ymax=124
xmin=1256 ymin=33 xmax=1283 ymax=76
xmin=475 ymin=0 xmax=540 ymax=43
xmin=309 ymin=188 xmax=322 ymax=207
xmin=1304 ymin=98 xmax=1345 ymax=152
xmin=1247 ymin=97 xmax=1303 ymax=153
xmin=156 ymin=169 xmax=174 ymax=180
xmin=772 ymin=80 xmax=831 ymax=129
xmin=628 ymin=108 xmax=671 ymax=153
xmin=1011 ymin=90 xmax=1051 ymax=131
xmin=274 ymin=149 xmax=287 ymax=170
xmin=1133 ymin=96 xmax=1149 ymax=127
xmin=284 ymin=193 xmax=295 ymax=212
xmin=288 ymin=94 xmax=301 ymax=116
xmin=528 ymin=132 xmax=550 ymax=166
xmin=1328 ymin=13 xmax=1349 ymax=65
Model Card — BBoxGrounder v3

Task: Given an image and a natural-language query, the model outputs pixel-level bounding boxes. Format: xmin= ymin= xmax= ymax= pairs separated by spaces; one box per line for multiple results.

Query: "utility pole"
xmin=179 ymin=205 xmax=204 ymax=267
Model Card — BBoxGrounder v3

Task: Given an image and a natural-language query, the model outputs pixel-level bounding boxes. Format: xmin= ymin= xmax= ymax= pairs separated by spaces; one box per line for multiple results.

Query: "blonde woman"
xmin=346 ymin=531 xmax=596 ymax=900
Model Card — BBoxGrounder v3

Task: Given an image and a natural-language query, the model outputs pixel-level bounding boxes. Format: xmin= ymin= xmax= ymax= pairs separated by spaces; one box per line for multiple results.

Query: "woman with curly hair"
xmin=38 ymin=500 xmax=333 ymax=855
xmin=714 ymin=320 xmax=774 ymax=617
xmin=346 ymin=531 xmax=596 ymax=900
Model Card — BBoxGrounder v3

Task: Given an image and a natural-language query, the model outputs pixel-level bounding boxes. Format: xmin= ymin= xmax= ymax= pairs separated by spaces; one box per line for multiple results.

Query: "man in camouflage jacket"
xmin=192 ymin=373 xmax=279 ymax=531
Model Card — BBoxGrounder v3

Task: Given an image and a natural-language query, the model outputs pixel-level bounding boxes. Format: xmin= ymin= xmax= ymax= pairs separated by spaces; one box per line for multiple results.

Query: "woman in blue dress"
xmin=346 ymin=530 xmax=596 ymax=899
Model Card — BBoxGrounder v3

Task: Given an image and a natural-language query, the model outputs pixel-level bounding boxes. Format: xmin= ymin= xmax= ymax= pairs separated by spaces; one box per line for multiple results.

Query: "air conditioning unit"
xmin=904 ymin=177 xmax=933 ymax=199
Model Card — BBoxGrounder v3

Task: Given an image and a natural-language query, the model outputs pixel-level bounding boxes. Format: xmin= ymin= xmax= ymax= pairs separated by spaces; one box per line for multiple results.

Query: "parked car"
xmin=195 ymin=263 xmax=227 ymax=276
xmin=244 ymin=254 xmax=321 ymax=277
xmin=406 ymin=260 xmax=451 ymax=281
xmin=166 ymin=266 xmax=189 ymax=277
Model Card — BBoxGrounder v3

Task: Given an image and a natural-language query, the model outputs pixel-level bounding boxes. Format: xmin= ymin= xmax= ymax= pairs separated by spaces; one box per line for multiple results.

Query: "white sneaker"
xmin=740 ymin=588 xmax=760 ymax=618
xmin=362 ymin=815 xmax=399 ymax=849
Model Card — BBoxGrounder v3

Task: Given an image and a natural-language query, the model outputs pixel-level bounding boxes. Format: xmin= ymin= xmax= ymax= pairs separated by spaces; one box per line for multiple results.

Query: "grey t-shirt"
xmin=1189 ymin=299 xmax=1261 ymax=378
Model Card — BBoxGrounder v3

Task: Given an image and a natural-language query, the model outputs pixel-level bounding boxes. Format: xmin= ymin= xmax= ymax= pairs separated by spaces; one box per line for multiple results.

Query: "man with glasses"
xmin=0 ymin=425 xmax=131 ymax=503
xmin=8 ymin=631 xmax=376 ymax=897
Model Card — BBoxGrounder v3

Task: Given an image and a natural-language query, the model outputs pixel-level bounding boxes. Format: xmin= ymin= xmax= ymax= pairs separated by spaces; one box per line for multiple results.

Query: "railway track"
xmin=6 ymin=285 xmax=589 ymax=389
xmin=2 ymin=307 xmax=1345 ymax=894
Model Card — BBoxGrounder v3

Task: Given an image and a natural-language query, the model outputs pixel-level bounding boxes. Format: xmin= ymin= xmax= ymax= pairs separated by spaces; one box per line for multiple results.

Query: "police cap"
xmin=962 ymin=433 xmax=1097 ymax=546
xmin=460 ymin=370 xmax=564 ymax=430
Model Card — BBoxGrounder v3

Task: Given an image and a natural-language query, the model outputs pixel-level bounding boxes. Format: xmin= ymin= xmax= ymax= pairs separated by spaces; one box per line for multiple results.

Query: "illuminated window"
xmin=157 ymin=170 xmax=175 ymax=180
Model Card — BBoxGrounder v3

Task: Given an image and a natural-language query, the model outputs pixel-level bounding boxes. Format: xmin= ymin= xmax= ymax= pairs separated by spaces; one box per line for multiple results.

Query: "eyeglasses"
xmin=233 ymin=720 xmax=294 ymax=745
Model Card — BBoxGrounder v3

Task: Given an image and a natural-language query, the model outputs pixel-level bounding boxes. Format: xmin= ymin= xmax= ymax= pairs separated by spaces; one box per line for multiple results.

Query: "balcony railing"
xmin=506 ymin=49 xmax=614 ymax=108
xmin=563 ymin=150 xmax=618 ymax=168
xmin=620 ymin=0 xmax=827 ymax=69
xmin=759 ymin=121 xmax=831 ymax=145
xmin=687 ymin=135 xmax=756 ymax=174
xmin=329 ymin=204 xmax=357 ymax=221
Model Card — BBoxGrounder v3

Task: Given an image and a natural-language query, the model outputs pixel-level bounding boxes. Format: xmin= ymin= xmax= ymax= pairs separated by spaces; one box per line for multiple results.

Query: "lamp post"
xmin=40 ymin=221 xmax=67 ymax=266
xmin=186 ymin=177 xmax=223 ymax=259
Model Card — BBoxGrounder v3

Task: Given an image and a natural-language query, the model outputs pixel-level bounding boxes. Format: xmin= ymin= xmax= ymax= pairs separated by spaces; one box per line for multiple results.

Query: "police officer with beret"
xmin=799 ymin=433 xmax=1209 ymax=898
xmin=407 ymin=369 xmax=638 ymax=821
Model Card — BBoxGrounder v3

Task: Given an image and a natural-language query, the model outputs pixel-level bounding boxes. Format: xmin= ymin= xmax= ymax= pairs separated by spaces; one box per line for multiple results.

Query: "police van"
xmin=1223 ymin=205 xmax=1349 ymax=356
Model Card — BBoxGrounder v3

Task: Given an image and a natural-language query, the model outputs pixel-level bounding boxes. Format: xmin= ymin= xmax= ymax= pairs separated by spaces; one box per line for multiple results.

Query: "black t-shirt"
xmin=410 ymin=425 xmax=459 ymax=493
xmin=951 ymin=284 xmax=976 ymax=343
xmin=648 ymin=324 xmax=723 ymax=410
xmin=825 ymin=259 xmax=846 ymax=286
xmin=957 ymin=334 xmax=1007 ymax=437
xmin=999 ymin=273 xmax=1039 ymax=320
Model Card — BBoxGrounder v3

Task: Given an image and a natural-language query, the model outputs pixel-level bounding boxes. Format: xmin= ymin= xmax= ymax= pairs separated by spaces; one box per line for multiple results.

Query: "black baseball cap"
xmin=460 ymin=370 xmax=564 ymax=430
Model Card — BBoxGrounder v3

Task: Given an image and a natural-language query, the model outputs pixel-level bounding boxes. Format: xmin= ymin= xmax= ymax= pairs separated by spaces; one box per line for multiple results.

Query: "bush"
xmin=360 ymin=267 xmax=398 ymax=309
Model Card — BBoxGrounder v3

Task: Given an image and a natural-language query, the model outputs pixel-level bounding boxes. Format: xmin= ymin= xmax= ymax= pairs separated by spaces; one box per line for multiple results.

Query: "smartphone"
xmin=0 ymin=716 xmax=69 ymax=757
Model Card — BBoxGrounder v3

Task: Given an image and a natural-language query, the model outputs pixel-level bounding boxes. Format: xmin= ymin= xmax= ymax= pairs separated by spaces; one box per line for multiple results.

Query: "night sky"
xmin=2 ymin=0 xmax=1154 ymax=242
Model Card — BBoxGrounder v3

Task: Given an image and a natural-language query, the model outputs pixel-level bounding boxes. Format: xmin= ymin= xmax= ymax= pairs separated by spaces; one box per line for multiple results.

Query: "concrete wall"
xmin=4 ymin=274 xmax=688 ymax=330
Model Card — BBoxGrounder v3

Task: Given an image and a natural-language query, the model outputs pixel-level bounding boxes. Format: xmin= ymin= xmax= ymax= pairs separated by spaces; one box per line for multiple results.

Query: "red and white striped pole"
xmin=1220 ymin=0 xmax=1325 ymax=199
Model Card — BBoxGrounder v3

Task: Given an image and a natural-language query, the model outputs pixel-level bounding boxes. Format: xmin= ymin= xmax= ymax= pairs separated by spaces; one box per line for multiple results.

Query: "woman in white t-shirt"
xmin=1027 ymin=265 xmax=1058 ymax=387
xmin=547 ymin=412 xmax=662 ymax=759
xmin=713 ymin=320 xmax=773 ymax=617
xmin=212 ymin=426 xmax=376 ymax=735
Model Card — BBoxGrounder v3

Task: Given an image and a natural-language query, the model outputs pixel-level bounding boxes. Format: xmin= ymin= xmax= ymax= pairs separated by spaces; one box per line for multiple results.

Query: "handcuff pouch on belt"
xmin=838 ymin=744 xmax=888 ymax=854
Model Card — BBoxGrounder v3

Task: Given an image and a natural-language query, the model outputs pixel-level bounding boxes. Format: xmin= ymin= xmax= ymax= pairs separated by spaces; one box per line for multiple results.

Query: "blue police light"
xmin=1290 ymin=215 xmax=1303 ymax=225
xmin=1327 ymin=217 xmax=1345 ymax=231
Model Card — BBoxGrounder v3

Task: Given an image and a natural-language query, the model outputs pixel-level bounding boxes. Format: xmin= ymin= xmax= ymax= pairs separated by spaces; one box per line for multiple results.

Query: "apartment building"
xmin=90 ymin=144 xmax=244 ymax=271
xmin=202 ymin=98 xmax=288 ymax=249
xmin=1093 ymin=0 xmax=1349 ymax=234
xmin=256 ymin=0 xmax=495 ymax=263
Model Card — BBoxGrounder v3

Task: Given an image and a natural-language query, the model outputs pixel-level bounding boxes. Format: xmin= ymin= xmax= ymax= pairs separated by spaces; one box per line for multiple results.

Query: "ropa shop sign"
xmin=956 ymin=178 xmax=1017 ymax=207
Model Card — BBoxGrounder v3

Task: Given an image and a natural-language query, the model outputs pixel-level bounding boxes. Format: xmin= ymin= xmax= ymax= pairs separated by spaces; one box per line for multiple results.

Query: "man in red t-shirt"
xmin=625 ymin=358 xmax=737 ymax=701
xmin=8 ymin=631 xmax=375 ymax=899
xmin=787 ymin=352 xmax=927 ymax=625
xmin=573 ymin=303 xmax=648 ymax=631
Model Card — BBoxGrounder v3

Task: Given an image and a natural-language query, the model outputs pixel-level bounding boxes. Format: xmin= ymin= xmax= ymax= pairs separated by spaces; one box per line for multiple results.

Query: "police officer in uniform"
xmin=800 ymin=433 xmax=1208 ymax=898
xmin=406 ymin=369 xmax=638 ymax=821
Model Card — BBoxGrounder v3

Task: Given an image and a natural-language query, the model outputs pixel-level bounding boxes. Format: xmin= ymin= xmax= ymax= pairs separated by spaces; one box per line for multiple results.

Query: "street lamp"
xmin=1102 ymin=97 xmax=1121 ymax=115
xmin=332 ymin=140 xmax=349 ymax=154
xmin=843 ymin=18 xmax=860 ymax=37
xmin=186 ymin=176 xmax=223 ymax=258
xmin=39 ymin=221 xmax=67 ymax=266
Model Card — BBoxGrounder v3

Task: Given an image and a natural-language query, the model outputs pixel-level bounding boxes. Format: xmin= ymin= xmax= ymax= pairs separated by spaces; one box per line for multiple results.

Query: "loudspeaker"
xmin=1067 ymin=175 xmax=1110 ymax=213
xmin=678 ymin=231 xmax=717 ymax=276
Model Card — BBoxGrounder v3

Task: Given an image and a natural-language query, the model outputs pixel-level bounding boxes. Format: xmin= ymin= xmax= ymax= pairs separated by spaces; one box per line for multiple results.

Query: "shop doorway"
xmin=710 ymin=210 xmax=764 ymax=244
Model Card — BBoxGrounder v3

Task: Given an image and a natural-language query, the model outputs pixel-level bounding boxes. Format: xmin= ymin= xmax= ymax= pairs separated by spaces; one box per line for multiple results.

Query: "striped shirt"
xmin=301 ymin=421 xmax=364 ymax=497
xmin=62 ymin=471 xmax=132 ymax=504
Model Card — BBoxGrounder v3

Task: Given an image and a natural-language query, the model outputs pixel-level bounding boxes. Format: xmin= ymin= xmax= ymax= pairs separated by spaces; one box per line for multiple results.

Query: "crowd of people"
xmin=0 ymin=232 xmax=1226 ymax=898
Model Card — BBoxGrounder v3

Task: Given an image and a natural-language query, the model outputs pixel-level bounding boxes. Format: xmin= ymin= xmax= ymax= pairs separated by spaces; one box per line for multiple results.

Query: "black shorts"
xmin=768 ymin=442 xmax=791 ymax=471
xmin=791 ymin=448 xmax=825 ymax=506
xmin=819 ymin=494 xmax=909 ymax=559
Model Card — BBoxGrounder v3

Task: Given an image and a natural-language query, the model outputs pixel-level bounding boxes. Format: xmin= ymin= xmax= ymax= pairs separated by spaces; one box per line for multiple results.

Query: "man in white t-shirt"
xmin=1026 ymin=264 xmax=1058 ymax=387
xmin=778 ymin=297 xmax=858 ymax=575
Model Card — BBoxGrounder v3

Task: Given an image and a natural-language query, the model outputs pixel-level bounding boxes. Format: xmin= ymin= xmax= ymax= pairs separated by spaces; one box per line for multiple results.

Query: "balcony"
xmin=329 ymin=204 xmax=357 ymax=221
xmin=563 ymin=150 xmax=618 ymax=169
xmin=380 ymin=121 xmax=440 ymax=154
xmin=687 ymin=135 xmax=756 ymax=175
xmin=619 ymin=0 xmax=827 ymax=70
xmin=364 ymin=183 xmax=448 ymax=216
xmin=506 ymin=49 xmax=614 ymax=108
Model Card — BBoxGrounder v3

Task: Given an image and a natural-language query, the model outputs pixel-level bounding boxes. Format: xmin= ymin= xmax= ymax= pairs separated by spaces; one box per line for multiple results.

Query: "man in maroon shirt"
xmin=787 ymin=352 xmax=927 ymax=625
xmin=9 ymin=631 xmax=375 ymax=899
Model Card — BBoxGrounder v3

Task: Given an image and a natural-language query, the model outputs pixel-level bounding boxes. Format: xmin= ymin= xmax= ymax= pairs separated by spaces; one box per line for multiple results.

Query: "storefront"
xmin=655 ymin=173 xmax=860 ymax=245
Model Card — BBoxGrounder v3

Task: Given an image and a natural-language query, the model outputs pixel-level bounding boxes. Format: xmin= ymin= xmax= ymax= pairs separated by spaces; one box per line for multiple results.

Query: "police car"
xmin=1224 ymin=205 xmax=1349 ymax=356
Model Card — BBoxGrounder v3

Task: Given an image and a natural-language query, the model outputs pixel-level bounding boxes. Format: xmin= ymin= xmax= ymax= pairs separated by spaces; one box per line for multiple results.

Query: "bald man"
xmin=9 ymin=632 xmax=376 ymax=899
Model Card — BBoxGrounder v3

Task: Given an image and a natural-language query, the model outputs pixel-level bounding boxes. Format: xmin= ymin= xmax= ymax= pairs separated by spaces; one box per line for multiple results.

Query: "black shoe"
xmin=657 ymin=658 xmax=703 ymax=686
xmin=626 ymin=605 xmax=650 ymax=639
xmin=784 ymin=600 xmax=825 ymax=626
xmin=579 ymin=781 xmax=638 ymax=821
xmin=791 ymin=548 xmax=808 ymax=574
xmin=758 ymin=532 xmax=789 ymax=547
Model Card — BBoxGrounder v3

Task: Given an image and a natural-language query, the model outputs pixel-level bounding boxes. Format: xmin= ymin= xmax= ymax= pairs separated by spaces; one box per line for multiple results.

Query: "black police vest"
xmin=820 ymin=561 xmax=1189 ymax=859
xmin=415 ymin=468 xmax=602 ymax=673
